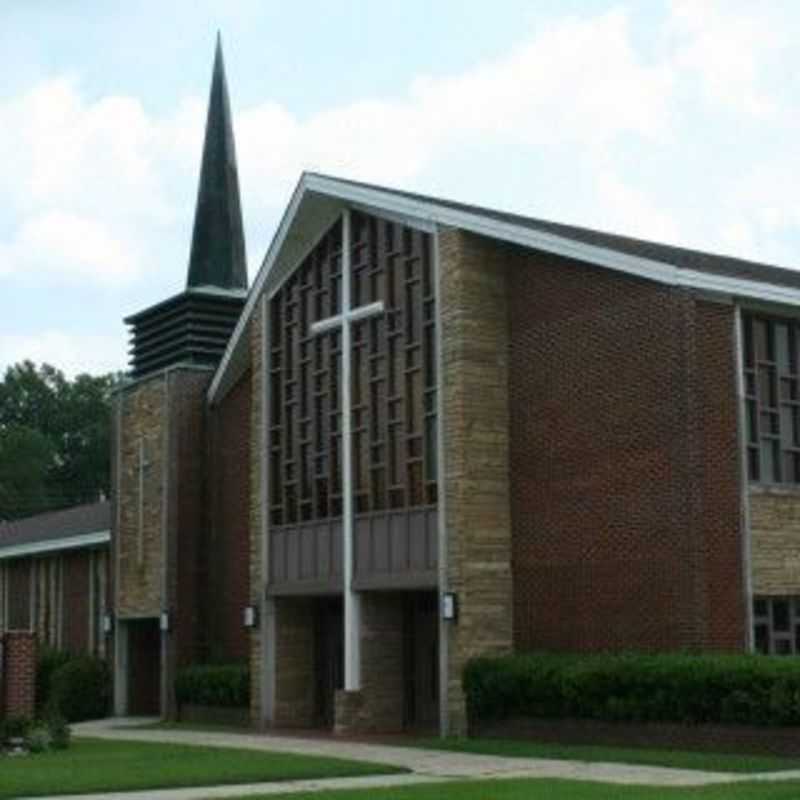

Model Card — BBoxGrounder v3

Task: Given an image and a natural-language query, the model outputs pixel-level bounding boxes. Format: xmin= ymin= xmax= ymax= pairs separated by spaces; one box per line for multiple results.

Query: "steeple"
xmin=124 ymin=35 xmax=249 ymax=380
xmin=186 ymin=33 xmax=248 ymax=290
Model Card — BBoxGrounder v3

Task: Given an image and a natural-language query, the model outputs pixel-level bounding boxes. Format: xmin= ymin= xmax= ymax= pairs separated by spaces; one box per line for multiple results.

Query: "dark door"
xmin=127 ymin=619 xmax=161 ymax=715
xmin=314 ymin=598 xmax=343 ymax=728
xmin=404 ymin=592 xmax=439 ymax=731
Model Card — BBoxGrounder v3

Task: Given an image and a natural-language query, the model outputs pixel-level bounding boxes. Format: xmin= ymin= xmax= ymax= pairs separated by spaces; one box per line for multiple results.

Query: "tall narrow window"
xmin=743 ymin=315 xmax=800 ymax=484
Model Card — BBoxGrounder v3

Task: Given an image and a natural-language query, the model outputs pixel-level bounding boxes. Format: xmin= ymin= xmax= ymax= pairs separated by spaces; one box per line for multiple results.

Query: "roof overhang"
xmin=0 ymin=529 xmax=110 ymax=561
xmin=207 ymin=171 xmax=800 ymax=405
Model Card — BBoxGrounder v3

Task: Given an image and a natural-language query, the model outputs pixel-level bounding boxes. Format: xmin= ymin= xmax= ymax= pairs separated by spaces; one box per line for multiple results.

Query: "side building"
xmin=0 ymin=501 xmax=110 ymax=657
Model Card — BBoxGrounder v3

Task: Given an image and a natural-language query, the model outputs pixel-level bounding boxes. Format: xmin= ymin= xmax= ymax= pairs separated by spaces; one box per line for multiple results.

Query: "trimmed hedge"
xmin=464 ymin=652 xmax=800 ymax=728
xmin=50 ymin=656 xmax=110 ymax=722
xmin=175 ymin=663 xmax=250 ymax=708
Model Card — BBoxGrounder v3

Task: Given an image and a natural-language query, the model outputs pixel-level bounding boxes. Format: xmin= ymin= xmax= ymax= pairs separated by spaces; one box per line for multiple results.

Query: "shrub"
xmin=463 ymin=652 xmax=800 ymax=728
xmin=36 ymin=647 xmax=72 ymax=713
xmin=46 ymin=713 xmax=71 ymax=750
xmin=24 ymin=724 xmax=51 ymax=754
xmin=0 ymin=715 xmax=32 ymax=744
xmin=50 ymin=656 xmax=110 ymax=722
xmin=175 ymin=663 xmax=250 ymax=708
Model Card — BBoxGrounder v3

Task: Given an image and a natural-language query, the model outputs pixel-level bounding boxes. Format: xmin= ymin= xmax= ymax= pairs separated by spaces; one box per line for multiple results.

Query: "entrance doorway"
xmin=403 ymin=591 xmax=439 ymax=731
xmin=313 ymin=597 xmax=343 ymax=727
xmin=127 ymin=618 xmax=161 ymax=715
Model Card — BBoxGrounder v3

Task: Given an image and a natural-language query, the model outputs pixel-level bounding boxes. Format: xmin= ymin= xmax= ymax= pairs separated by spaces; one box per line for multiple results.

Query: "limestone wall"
xmin=438 ymin=227 xmax=514 ymax=734
xmin=750 ymin=486 xmax=800 ymax=594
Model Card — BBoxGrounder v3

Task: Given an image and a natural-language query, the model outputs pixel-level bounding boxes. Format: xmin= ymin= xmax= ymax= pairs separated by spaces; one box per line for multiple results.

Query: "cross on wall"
xmin=137 ymin=437 xmax=151 ymax=566
xmin=308 ymin=209 xmax=384 ymax=691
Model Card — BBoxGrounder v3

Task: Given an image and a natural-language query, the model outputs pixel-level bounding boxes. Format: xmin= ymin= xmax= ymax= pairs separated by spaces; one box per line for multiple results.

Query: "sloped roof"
xmin=323 ymin=174 xmax=800 ymax=291
xmin=0 ymin=501 xmax=110 ymax=558
xmin=208 ymin=171 xmax=800 ymax=404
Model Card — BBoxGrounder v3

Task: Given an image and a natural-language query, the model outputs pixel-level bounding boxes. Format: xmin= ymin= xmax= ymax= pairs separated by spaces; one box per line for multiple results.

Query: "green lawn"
xmin=411 ymin=737 xmax=800 ymax=773
xmin=0 ymin=737 xmax=404 ymax=799
xmin=219 ymin=777 xmax=800 ymax=800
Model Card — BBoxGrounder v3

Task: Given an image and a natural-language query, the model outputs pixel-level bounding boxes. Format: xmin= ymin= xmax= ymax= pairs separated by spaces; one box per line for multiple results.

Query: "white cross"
xmin=309 ymin=209 xmax=384 ymax=691
xmin=137 ymin=438 xmax=151 ymax=565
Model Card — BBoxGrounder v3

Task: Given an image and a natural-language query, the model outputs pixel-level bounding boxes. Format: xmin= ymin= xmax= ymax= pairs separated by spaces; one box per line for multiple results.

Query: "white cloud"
xmin=235 ymin=8 xmax=675 ymax=210
xmin=0 ymin=77 xmax=184 ymax=288
xmin=1 ymin=1 xmax=800 ymax=303
xmin=666 ymin=0 xmax=797 ymax=117
xmin=0 ymin=330 xmax=125 ymax=377
xmin=0 ymin=210 xmax=139 ymax=286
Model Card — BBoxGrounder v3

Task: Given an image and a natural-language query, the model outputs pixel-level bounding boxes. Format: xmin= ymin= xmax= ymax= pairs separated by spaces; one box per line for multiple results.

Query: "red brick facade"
xmin=508 ymin=247 xmax=745 ymax=653
xmin=3 ymin=631 xmax=37 ymax=718
xmin=207 ymin=370 xmax=252 ymax=663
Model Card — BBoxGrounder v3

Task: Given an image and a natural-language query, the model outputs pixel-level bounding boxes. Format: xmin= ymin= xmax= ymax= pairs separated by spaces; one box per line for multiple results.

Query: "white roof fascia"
xmin=208 ymin=172 xmax=800 ymax=405
xmin=0 ymin=530 xmax=110 ymax=561
xmin=305 ymin=173 xmax=800 ymax=307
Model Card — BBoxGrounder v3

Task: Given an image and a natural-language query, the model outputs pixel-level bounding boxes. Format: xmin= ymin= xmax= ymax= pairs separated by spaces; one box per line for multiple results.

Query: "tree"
xmin=0 ymin=425 xmax=55 ymax=520
xmin=0 ymin=361 xmax=118 ymax=521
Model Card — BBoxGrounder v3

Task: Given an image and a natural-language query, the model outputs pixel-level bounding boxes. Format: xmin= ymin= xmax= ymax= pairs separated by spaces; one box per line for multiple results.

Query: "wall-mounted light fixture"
xmin=442 ymin=592 xmax=458 ymax=622
xmin=102 ymin=613 xmax=114 ymax=634
xmin=243 ymin=605 xmax=258 ymax=629
xmin=159 ymin=611 xmax=171 ymax=632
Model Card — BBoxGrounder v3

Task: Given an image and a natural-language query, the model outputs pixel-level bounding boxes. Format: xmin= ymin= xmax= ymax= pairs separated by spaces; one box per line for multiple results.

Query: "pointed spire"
xmin=186 ymin=33 xmax=248 ymax=290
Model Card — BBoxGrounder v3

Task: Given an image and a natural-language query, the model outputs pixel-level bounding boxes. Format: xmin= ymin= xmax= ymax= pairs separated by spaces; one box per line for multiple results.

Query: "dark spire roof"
xmin=186 ymin=33 xmax=248 ymax=290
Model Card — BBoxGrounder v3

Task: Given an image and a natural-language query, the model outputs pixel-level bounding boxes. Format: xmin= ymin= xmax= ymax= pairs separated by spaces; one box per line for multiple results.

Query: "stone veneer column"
xmin=334 ymin=592 xmax=405 ymax=734
xmin=249 ymin=302 xmax=268 ymax=726
xmin=438 ymin=227 xmax=514 ymax=734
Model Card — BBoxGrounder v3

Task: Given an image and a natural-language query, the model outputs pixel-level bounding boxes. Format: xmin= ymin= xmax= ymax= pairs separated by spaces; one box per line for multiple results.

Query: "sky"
xmin=1 ymin=0 xmax=799 ymax=377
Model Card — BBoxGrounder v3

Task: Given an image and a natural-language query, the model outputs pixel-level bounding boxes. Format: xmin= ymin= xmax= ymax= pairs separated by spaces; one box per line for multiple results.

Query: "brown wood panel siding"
xmin=267 ymin=211 xmax=438 ymax=591
xmin=62 ymin=550 xmax=90 ymax=654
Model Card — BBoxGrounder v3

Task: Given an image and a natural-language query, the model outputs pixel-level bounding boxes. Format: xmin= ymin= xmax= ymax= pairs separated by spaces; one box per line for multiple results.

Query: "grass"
xmin=0 ymin=737 xmax=404 ymax=799
xmin=215 ymin=776 xmax=800 ymax=800
xmin=410 ymin=737 xmax=800 ymax=773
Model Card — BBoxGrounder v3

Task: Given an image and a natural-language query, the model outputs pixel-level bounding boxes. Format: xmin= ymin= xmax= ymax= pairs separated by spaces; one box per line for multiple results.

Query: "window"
xmin=743 ymin=315 xmax=800 ymax=483
xmin=752 ymin=596 xmax=800 ymax=655
xmin=267 ymin=212 xmax=438 ymax=528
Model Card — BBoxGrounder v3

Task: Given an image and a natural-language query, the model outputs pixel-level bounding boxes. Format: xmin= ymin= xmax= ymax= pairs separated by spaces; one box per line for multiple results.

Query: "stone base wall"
xmin=3 ymin=631 xmax=36 ymax=718
xmin=273 ymin=597 xmax=315 ymax=727
xmin=750 ymin=485 xmax=800 ymax=594
xmin=334 ymin=593 xmax=405 ymax=734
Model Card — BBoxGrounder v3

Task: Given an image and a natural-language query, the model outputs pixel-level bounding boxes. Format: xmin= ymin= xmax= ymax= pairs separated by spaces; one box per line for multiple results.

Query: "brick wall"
xmin=168 ymin=369 xmax=212 ymax=671
xmin=750 ymin=486 xmax=800 ymax=594
xmin=507 ymin=245 xmax=745 ymax=653
xmin=3 ymin=631 xmax=36 ymax=718
xmin=439 ymin=228 xmax=514 ymax=734
xmin=208 ymin=370 xmax=252 ymax=663
xmin=273 ymin=596 xmax=315 ymax=727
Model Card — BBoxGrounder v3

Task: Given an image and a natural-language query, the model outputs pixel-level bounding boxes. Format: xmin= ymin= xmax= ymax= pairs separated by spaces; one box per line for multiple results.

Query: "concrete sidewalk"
xmin=53 ymin=717 xmax=800 ymax=800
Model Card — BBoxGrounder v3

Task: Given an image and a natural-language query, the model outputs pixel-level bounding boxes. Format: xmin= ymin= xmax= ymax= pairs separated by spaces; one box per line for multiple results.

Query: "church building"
xmin=110 ymin=38 xmax=800 ymax=735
